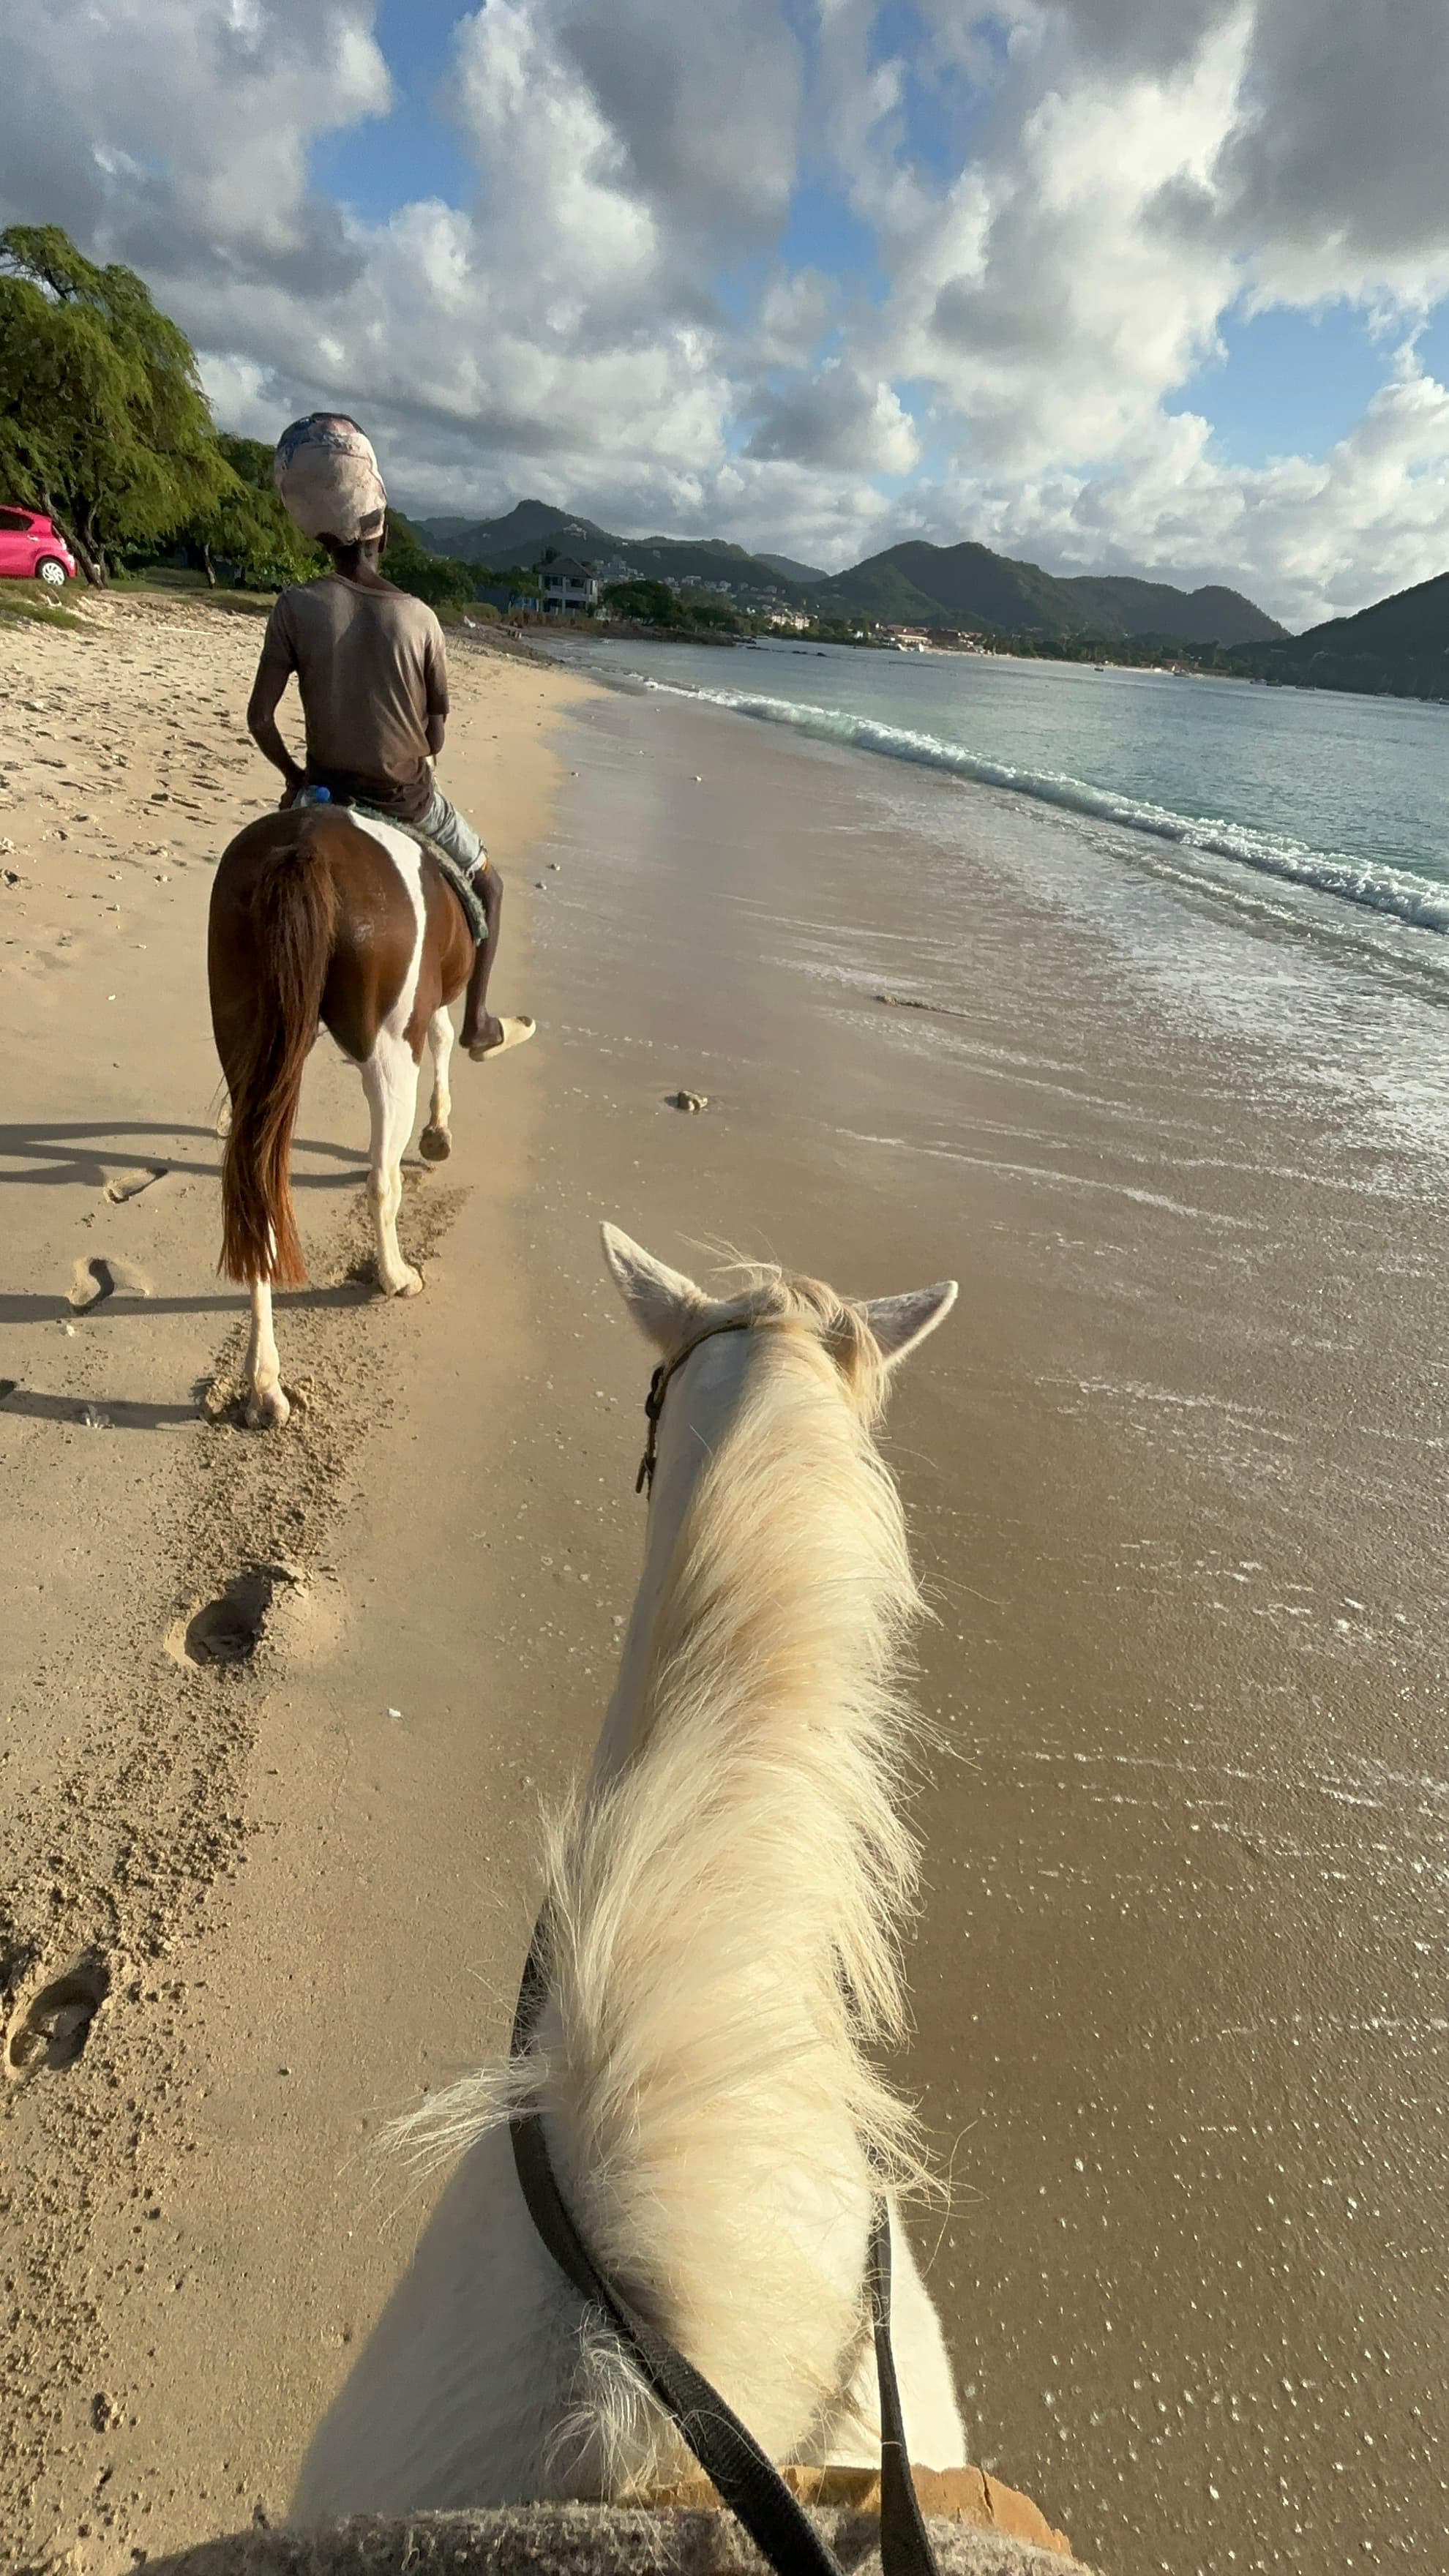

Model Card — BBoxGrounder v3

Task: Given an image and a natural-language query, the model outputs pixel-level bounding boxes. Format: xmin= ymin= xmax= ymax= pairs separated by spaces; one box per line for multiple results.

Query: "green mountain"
xmin=757 ymin=550 xmax=826 ymax=584
xmin=411 ymin=499 xmax=1285 ymax=645
xmin=1064 ymin=574 xmax=1285 ymax=646
xmin=413 ymin=500 xmax=801 ymax=598
xmin=1228 ymin=569 xmax=1449 ymax=698
xmin=816 ymin=539 xmax=1284 ymax=645
xmin=414 ymin=501 xmax=618 ymax=564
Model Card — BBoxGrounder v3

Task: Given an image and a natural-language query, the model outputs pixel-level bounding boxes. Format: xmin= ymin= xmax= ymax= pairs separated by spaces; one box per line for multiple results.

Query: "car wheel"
xmin=36 ymin=558 xmax=68 ymax=589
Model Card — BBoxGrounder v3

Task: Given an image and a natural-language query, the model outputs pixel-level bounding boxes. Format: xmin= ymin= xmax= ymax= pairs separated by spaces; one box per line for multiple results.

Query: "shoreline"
xmin=2 ymin=595 xmax=1445 ymax=2576
xmin=538 ymin=634 xmax=1449 ymax=982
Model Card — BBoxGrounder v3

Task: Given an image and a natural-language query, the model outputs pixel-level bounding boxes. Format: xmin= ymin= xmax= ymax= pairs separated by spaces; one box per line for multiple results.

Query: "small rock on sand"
xmin=670 ymin=1090 xmax=709 ymax=1113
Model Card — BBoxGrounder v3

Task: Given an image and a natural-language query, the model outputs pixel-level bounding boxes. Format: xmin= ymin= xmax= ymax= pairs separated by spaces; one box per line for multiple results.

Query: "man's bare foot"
xmin=467 ymin=1014 xmax=536 ymax=1062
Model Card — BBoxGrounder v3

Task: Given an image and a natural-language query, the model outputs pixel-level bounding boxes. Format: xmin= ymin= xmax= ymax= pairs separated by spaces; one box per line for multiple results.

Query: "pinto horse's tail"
xmin=218 ymin=836 xmax=337 ymax=1287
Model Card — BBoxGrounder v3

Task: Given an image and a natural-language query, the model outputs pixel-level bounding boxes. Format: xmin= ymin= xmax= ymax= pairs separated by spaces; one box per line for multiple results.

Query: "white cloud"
xmin=746 ymin=363 xmax=920 ymax=473
xmin=4 ymin=0 xmax=1449 ymax=615
xmin=0 ymin=0 xmax=388 ymax=292
xmin=899 ymin=353 xmax=1449 ymax=626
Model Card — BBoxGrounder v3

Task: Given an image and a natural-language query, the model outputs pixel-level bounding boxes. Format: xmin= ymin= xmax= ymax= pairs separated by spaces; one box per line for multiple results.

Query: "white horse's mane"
xmin=394 ymin=1265 xmax=937 ymax=2488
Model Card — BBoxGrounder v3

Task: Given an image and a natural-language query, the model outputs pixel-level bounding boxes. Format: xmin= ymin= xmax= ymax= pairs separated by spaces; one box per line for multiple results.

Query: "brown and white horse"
xmin=208 ymin=802 xmax=474 ymax=1428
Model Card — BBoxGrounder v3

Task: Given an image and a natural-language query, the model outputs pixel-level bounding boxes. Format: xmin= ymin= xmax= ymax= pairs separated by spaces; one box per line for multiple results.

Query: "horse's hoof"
xmin=418 ymin=1124 xmax=452 ymax=1163
xmin=245 ymin=1385 xmax=291 ymax=1431
xmin=379 ymin=1265 xmax=424 ymax=1298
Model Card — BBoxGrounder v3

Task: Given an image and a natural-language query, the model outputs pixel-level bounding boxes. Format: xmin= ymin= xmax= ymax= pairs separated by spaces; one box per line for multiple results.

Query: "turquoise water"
xmin=547 ymin=635 xmax=1449 ymax=956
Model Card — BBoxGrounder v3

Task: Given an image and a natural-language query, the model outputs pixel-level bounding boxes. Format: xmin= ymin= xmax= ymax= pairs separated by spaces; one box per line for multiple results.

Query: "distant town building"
xmin=539 ymin=556 xmax=599 ymax=615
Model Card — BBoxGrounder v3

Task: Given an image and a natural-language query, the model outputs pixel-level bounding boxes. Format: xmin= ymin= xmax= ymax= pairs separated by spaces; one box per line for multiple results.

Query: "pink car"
xmin=0 ymin=507 xmax=79 ymax=588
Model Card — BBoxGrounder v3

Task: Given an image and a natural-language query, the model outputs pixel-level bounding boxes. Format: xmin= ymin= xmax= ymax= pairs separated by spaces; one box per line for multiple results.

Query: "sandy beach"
xmin=2 ymin=598 xmax=1445 ymax=2576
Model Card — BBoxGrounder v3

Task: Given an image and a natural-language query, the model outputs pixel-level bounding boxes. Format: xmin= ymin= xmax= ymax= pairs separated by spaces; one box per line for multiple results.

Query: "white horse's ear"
xmin=601 ymin=1224 xmax=704 ymax=1350
xmin=860 ymin=1281 xmax=958 ymax=1366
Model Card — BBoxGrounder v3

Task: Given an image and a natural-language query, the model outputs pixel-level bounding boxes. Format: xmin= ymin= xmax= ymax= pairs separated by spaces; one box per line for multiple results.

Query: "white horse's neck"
xmin=292 ymin=1290 xmax=967 ymax=2523
xmin=523 ymin=1311 xmax=930 ymax=2474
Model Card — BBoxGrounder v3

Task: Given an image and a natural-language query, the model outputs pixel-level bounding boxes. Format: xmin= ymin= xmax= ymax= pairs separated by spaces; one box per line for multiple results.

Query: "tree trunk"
xmin=70 ymin=521 xmax=107 ymax=587
xmin=39 ymin=484 xmax=105 ymax=585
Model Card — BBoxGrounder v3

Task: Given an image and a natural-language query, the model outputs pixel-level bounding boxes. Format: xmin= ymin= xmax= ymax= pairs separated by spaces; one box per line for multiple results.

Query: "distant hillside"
xmin=414 ymin=501 xmax=618 ymax=564
xmin=1064 ymin=574 xmax=1284 ymax=646
xmin=413 ymin=500 xmax=802 ymax=599
xmin=1228 ymin=568 xmax=1449 ymax=700
xmin=817 ymin=539 xmax=1284 ymax=645
xmin=757 ymin=550 xmax=825 ymax=585
xmin=408 ymin=497 xmax=1284 ymax=645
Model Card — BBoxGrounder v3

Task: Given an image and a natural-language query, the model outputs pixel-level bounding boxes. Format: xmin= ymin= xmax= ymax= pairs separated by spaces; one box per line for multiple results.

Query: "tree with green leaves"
xmin=603 ymin=576 xmax=687 ymax=626
xmin=0 ymin=224 xmax=230 ymax=584
xmin=180 ymin=433 xmax=324 ymax=591
xmin=380 ymin=510 xmax=479 ymax=610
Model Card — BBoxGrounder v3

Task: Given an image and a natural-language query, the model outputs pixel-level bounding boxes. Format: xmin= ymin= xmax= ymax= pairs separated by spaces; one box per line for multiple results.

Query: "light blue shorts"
xmin=416 ymin=785 xmax=486 ymax=878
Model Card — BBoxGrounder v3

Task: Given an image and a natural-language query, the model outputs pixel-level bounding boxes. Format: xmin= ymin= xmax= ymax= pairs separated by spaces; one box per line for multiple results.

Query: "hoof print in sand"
xmin=175 ymin=1563 xmax=282 ymax=1668
xmin=7 ymin=1960 xmax=111 ymax=2081
xmin=68 ymin=1254 xmax=151 ymax=1311
xmin=170 ymin=1560 xmax=337 ymax=1669
xmin=103 ymin=1165 xmax=167 ymax=1205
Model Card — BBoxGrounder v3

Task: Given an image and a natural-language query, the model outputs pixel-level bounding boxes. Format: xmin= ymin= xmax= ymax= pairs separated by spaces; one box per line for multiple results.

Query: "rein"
xmin=509 ymin=1319 xmax=942 ymax=2576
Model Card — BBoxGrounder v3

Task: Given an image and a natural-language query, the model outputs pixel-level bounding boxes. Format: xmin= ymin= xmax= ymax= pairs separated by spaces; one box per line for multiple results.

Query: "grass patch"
xmin=113 ymin=568 xmax=275 ymax=615
xmin=187 ymin=588 xmax=273 ymax=617
xmin=0 ymin=588 xmax=89 ymax=633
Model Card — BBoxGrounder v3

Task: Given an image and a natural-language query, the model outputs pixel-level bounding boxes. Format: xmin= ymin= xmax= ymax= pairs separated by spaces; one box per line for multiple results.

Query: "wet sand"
xmin=2 ymin=605 xmax=1445 ymax=2574
xmin=488 ymin=678 xmax=1448 ymax=2576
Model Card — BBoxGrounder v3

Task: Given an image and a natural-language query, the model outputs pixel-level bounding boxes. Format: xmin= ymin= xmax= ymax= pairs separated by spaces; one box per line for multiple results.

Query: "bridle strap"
xmin=866 ymin=2194 xmax=940 ymax=2576
xmin=635 ymin=1316 xmax=776 ymax=1495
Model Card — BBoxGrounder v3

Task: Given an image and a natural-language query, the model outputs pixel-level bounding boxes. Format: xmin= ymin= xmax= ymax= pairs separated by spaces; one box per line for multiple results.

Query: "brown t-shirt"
xmin=260 ymin=575 xmax=448 ymax=820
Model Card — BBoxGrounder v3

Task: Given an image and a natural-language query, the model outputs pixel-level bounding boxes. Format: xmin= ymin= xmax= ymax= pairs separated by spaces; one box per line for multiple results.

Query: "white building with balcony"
xmin=539 ymin=556 xmax=600 ymax=615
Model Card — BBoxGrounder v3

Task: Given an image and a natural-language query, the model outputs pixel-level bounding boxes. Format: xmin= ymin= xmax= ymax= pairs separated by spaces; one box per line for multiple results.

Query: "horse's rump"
xmin=213 ymin=801 xmax=437 ymax=1281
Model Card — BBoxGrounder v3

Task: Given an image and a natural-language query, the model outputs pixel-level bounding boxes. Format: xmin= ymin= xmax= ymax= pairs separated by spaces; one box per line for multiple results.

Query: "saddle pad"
xmin=342 ymin=800 xmax=488 ymax=948
xmin=647 ymin=2467 xmax=1071 ymax=2556
xmin=120 ymin=2504 xmax=1097 ymax=2576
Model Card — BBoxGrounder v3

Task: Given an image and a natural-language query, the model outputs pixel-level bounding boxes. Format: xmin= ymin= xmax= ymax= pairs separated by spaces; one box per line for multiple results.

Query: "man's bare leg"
xmin=460 ymin=859 xmax=503 ymax=1055
xmin=460 ymin=864 xmax=534 ymax=1059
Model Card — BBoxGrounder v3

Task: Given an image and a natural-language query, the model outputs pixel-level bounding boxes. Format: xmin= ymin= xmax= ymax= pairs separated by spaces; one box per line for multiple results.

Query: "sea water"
xmin=549 ymin=635 xmax=1449 ymax=982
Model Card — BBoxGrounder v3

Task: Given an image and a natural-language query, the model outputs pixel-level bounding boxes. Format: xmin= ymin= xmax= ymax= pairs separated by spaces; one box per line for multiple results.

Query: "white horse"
xmin=293 ymin=1227 xmax=965 ymax=2520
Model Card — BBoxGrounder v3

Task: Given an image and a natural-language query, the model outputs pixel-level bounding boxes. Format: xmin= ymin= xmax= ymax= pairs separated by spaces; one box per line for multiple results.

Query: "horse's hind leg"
xmin=361 ymin=1030 xmax=424 ymax=1297
xmin=244 ymin=1278 xmax=291 ymax=1430
xmin=418 ymin=1007 xmax=455 ymax=1164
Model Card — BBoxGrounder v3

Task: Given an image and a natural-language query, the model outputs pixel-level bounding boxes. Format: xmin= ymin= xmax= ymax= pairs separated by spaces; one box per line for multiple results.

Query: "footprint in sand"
xmin=68 ymin=1254 xmax=152 ymax=1311
xmin=6 ymin=1961 xmax=111 ymax=2081
xmin=103 ymin=1165 xmax=166 ymax=1204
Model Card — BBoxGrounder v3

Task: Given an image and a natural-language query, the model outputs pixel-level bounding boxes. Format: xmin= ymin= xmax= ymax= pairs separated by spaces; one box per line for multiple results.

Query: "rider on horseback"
xmin=245 ymin=413 xmax=531 ymax=1061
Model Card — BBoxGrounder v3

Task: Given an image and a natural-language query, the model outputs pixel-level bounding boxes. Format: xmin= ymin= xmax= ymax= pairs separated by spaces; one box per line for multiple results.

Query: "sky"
xmin=5 ymin=1 xmax=1449 ymax=628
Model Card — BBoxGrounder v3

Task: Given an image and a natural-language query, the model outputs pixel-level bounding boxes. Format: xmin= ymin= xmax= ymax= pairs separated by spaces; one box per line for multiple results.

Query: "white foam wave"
xmin=641 ymin=678 xmax=1449 ymax=941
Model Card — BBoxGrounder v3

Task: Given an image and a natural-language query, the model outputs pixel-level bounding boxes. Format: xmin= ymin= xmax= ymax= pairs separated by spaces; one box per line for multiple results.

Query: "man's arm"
xmin=247 ymin=624 xmax=304 ymax=803
xmin=424 ymin=620 xmax=449 ymax=759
